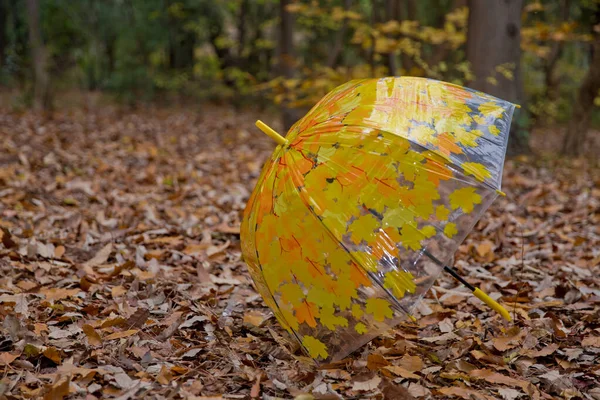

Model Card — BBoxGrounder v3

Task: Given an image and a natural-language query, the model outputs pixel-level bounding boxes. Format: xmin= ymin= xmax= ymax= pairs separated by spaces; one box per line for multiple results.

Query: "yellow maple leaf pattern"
xmin=241 ymin=77 xmax=516 ymax=361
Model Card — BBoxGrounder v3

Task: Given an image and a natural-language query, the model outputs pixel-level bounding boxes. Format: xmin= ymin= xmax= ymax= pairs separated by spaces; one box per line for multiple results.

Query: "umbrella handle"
xmin=473 ymin=288 xmax=512 ymax=322
xmin=442 ymin=265 xmax=512 ymax=321
xmin=256 ymin=120 xmax=289 ymax=146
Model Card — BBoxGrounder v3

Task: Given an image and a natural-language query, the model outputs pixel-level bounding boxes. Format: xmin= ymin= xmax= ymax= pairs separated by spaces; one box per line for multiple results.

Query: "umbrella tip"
xmin=496 ymin=189 xmax=506 ymax=197
xmin=256 ymin=120 xmax=289 ymax=146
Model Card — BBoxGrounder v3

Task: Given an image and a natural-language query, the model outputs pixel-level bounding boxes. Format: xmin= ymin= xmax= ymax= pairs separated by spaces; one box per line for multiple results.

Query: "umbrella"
xmin=241 ymin=77 xmax=517 ymax=362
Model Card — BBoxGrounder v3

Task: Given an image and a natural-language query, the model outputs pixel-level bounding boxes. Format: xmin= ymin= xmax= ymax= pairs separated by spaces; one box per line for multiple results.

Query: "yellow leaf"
xmin=351 ymin=304 xmax=364 ymax=319
xmin=319 ymin=305 xmax=348 ymax=330
xmin=365 ymin=298 xmax=393 ymax=322
xmin=302 ymin=335 xmax=328 ymax=359
xmin=449 ymin=187 xmax=482 ymax=213
xmin=488 ymin=125 xmax=500 ymax=135
xmin=478 ymin=101 xmax=504 ymax=118
xmin=355 ymin=322 xmax=368 ymax=334
xmin=383 ymin=270 xmax=416 ymax=298
xmin=280 ymin=283 xmax=305 ymax=306
xmin=436 ymin=205 xmax=450 ymax=221
xmin=462 ymin=162 xmax=491 ymax=182
xmin=444 ymin=223 xmax=458 ymax=238
xmin=349 ymin=214 xmax=380 ymax=244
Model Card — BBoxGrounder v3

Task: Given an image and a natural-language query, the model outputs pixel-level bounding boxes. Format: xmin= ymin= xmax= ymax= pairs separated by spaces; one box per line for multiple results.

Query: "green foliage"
xmin=0 ymin=0 xmax=597 ymax=128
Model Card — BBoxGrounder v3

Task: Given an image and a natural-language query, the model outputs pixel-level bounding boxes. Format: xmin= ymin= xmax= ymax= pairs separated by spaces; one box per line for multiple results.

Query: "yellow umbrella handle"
xmin=256 ymin=120 xmax=289 ymax=146
xmin=473 ymin=288 xmax=512 ymax=321
xmin=443 ymin=264 xmax=512 ymax=321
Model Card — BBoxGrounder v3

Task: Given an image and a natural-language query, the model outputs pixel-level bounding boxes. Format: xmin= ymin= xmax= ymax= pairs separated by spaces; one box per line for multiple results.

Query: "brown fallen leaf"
xmin=43 ymin=376 xmax=71 ymax=400
xmin=493 ymin=327 xmax=526 ymax=351
xmin=250 ymin=374 xmax=262 ymax=398
xmin=104 ymin=329 xmax=139 ymax=340
xmin=83 ymin=243 xmax=113 ymax=267
xmin=243 ymin=310 xmax=269 ymax=327
xmin=126 ymin=308 xmax=150 ymax=328
xmin=156 ymin=365 xmax=173 ymax=385
xmin=39 ymin=287 xmax=80 ymax=302
xmin=399 ymin=354 xmax=423 ymax=372
xmin=438 ymin=386 xmax=491 ymax=400
xmin=54 ymin=245 xmax=65 ymax=259
xmin=582 ymin=336 xmax=600 ymax=347
xmin=0 ymin=352 xmax=19 ymax=366
xmin=367 ymin=353 xmax=390 ymax=371
xmin=352 ymin=375 xmax=382 ymax=392
xmin=384 ymin=365 xmax=420 ymax=380
xmin=43 ymin=347 xmax=62 ymax=364
xmin=82 ymin=324 xmax=102 ymax=346
xmin=469 ymin=369 xmax=529 ymax=391
xmin=111 ymin=285 xmax=127 ymax=298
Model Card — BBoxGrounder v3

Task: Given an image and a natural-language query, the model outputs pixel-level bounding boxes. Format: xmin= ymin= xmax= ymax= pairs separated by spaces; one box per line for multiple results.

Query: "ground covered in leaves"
xmin=0 ymin=105 xmax=599 ymax=400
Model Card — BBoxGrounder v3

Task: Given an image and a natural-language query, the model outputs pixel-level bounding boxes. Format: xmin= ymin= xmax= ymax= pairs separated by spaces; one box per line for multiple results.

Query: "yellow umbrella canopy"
xmin=241 ymin=77 xmax=517 ymax=362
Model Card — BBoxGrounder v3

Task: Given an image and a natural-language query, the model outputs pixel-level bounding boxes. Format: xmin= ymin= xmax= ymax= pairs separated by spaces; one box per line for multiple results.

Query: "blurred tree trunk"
xmin=397 ymin=0 xmax=416 ymax=73
xmin=280 ymin=0 xmax=296 ymax=131
xmin=466 ymin=0 xmax=527 ymax=154
xmin=25 ymin=0 xmax=51 ymax=111
xmin=385 ymin=0 xmax=397 ymax=75
xmin=0 ymin=0 xmax=7 ymax=69
xmin=237 ymin=0 xmax=248 ymax=63
xmin=544 ymin=0 xmax=570 ymax=101
xmin=562 ymin=21 xmax=600 ymax=156
xmin=326 ymin=0 xmax=351 ymax=69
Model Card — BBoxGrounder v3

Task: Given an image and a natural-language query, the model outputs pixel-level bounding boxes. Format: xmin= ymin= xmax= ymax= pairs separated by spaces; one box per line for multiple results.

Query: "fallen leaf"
xmin=104 ymin=329 xmax=139 ymax=340
xmin=582 ymin=336 xmax=600 ymax=347
xmin=384 ymin=365 xmax=420 ymax=379
xmin=39 ymin=287 xmax=80 ymax=302
xmin=84 ymin=243 xmax=113 ymax=267
xmin=399 ymin=354 xmax=424 ymax=372
xmin=0 ymin=352 xmax=19 ymax=365
xmin=367 ymin=353 xmax=390 ymax=371
xmin=351 ymin=375 xmax=382 ymax=392
xmin=82 ymin=324 xmax=102 ymax=346
xmin=43 ymin=347 xmax=62 ymax=364
xmin=156 ymin=365 xmax=173 ymax=385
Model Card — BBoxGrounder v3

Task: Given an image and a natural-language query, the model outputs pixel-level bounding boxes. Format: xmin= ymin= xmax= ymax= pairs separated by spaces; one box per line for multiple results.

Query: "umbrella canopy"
xmin=241 ymin=77 xmax=517 ymax=362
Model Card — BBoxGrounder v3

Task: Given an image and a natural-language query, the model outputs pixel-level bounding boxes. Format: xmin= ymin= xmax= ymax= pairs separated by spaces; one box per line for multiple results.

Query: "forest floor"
xmin=0 ymin=105 xmax=599 ymax=400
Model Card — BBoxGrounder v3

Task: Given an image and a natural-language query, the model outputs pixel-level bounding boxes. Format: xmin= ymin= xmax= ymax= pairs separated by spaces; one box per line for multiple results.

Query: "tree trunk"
xmin=397 ymin=0 xmax=416 ymax=73
xmin=466 ymin=0 xmax=526 ymax=154
xmin=326 ymin=0 xmax=352 ymax=69
xmin=280 ymin=0 xmax=296 ymax=131
xmin=385 ymin=0 xmax=397 ymax=75
xmin=562 ymin=32 xmax=600 ymax=156
xmin=0 ymin=0 xmax=7 ymax=69
xmin=26 ymin=0 xmax=51 ymax=111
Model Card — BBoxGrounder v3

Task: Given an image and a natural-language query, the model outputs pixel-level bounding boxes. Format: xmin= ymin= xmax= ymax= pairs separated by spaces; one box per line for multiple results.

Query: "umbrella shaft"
xmin=421 ymin=249 xmax=476 ymax=292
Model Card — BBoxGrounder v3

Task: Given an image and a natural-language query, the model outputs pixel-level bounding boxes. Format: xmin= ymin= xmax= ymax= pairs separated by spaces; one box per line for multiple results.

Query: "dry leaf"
xmin=582 ymin=336 xmax=600 ymax=347
xmin=0 ymin=352 xmax=19 ymax=366
xmin=39 ymin=287 xmax=80 ymax=302
xmin=351 ymin=375 xmax=382 ymax=392
xmin=399 ymin=354 xmax=424 ymax=372
xmin=82 ymin=324 xmax=102 ymax=346
xmin=367 ymin=353 xmax=390 ymax=371
xmin=84 ymin=243 xmax=113 ymax=267
xmin=43 ymin=347 xmax=62 ymax=364
xmin=104 ymin=329 xmax=139 ymax=340
xmin=156 ymin=365 xmax=173 ymax=385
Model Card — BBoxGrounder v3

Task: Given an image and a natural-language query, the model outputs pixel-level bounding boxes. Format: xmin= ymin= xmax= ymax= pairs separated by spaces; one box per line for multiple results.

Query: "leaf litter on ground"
xmin=0 ymin=106 xmax=599 ymax=399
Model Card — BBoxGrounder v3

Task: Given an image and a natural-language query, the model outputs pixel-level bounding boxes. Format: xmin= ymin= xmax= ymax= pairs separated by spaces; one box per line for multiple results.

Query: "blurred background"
xmin=0 ymin=0 xmax=598 ymax=156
